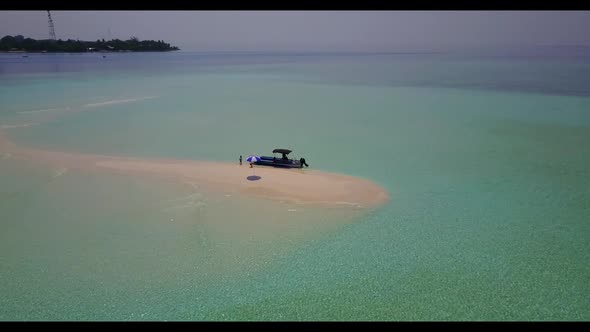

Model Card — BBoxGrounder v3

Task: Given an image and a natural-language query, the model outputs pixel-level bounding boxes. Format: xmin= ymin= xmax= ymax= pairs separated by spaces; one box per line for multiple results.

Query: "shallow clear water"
xmin=0 ymin=51 xmax=589 ymax=320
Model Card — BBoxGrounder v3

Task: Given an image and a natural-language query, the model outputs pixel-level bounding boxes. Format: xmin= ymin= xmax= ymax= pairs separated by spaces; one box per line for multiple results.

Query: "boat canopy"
xmin=272 ymin=149 xmax=292 ymax=154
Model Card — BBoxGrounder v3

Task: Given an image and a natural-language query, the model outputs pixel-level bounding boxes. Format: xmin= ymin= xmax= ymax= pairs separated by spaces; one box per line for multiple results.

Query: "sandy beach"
xmin=0 ymin=131 xmax=389 ymax=208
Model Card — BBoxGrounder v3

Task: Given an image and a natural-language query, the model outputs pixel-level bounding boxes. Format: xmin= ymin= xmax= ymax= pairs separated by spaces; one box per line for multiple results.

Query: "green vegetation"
xmin=0 ymin=35 xmax=180 ymax=52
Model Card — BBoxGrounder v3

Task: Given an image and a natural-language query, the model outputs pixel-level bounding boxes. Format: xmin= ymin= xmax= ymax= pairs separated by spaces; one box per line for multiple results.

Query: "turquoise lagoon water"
xmin=0 ymin=51 xmax=589 ymax=320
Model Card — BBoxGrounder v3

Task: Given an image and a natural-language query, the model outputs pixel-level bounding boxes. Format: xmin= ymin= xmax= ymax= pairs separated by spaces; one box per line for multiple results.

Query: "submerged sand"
xmin=0 ymin=132 xmax=389 ymax=208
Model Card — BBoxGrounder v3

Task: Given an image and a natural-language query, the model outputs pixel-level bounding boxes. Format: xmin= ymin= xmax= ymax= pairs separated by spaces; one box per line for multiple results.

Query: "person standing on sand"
xmin=300 ymin=157 xmax=309 ymax=168
xmin=239 ymin=155 xmax=242 ymax=165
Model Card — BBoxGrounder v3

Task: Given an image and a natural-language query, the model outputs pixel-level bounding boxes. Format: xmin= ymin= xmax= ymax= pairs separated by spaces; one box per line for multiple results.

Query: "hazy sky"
xmin=1 ymin=11 xmax=590 ymax=51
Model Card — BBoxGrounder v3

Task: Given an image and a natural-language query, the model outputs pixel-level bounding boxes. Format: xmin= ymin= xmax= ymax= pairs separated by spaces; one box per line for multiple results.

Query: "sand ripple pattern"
xmin=83 ymin=96 xmax=159 ymax=108
xmin=162 ymin=183 xmax=207 ymax=213
xmin=14 ymin=96 xmax=159 ymax=118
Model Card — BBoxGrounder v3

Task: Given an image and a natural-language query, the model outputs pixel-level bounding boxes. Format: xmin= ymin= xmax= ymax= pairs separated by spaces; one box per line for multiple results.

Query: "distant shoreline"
xmin=0 ymin=50 xmax=179 ymax=54
xmin=1 ymin=35 xmax=180 ymax=53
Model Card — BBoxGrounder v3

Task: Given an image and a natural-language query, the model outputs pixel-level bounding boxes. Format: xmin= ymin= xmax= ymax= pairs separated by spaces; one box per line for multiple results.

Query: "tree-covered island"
xmin=0 ymin=35 xmax=180 ymax=53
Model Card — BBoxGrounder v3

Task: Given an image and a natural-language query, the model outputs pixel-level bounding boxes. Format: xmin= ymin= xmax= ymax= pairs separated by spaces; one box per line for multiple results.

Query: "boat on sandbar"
xmin=253 ymin=149 xmax=309 ymax=169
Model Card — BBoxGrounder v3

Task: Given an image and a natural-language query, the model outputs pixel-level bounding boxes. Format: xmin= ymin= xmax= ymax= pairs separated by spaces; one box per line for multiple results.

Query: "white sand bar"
xmin=1 ymin=132 xmax=389 ymax=208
